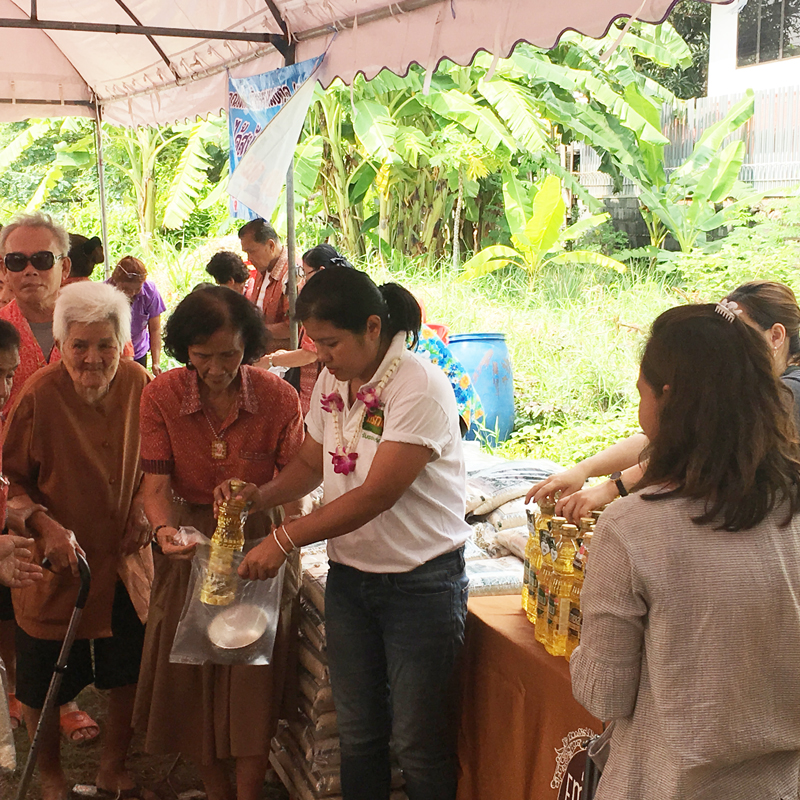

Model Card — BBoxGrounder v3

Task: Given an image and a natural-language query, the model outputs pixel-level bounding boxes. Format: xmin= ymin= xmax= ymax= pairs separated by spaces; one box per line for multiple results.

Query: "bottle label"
xmin=536 ymin=585 xmax=548 ymax=619
xmin=528 ymin=571 xmax=538 ymax=603
xmin=540 ymin=538 xmax=549 ymax=557
xmin=548 ymin=593 xmax=558 ymax=628
xmin=567 ymin=607 xmax=582 ymax=642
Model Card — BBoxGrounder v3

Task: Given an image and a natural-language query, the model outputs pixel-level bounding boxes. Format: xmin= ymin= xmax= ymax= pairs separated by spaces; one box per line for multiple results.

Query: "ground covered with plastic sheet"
xmin=1 ymin=685 xmax=290 ymax=800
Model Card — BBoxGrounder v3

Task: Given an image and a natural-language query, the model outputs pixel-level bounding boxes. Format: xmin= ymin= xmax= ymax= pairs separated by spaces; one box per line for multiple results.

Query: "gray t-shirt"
xmin=28 ymin=321 xmax=55 ymax=362
xmin=781 ymin=366 xmax=800 ymax=431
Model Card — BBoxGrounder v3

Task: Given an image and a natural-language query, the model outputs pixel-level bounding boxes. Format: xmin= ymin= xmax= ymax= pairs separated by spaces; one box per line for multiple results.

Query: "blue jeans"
xmin=326 ymin=547 xmax=469 ymax=800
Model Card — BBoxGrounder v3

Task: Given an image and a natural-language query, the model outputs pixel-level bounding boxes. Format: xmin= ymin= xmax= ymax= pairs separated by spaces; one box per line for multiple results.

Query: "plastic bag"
xmin=0 ymin=654 xmax=15 ymax=772
xmin=169 ymin=536 xmax=284 ymax=666
xmin=466 ymin=459 xmax=561 ymax=516
xmin=470 ymin=522 xmax=510 ymax=559
xmin=487 ymin=498 xmax=527 ymax=531
xmin=466 ymin=556 xmax=525 ymax=596
xmin=494 ymin=526 xmax=528 ymax=560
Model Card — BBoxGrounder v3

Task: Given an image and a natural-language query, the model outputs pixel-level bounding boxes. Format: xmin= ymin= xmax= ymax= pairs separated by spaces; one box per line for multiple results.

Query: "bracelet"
xmin=280 ymin=524 xmax=298 ymax=551
xmin=273 ymin=529 xmax=291 ymax=557
xmin=153 ymin=524 xmax=170 ymax=536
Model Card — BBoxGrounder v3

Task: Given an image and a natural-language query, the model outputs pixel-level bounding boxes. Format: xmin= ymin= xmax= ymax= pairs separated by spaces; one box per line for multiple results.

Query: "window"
xmin=738 ymin=0 xmax=800 ymax=66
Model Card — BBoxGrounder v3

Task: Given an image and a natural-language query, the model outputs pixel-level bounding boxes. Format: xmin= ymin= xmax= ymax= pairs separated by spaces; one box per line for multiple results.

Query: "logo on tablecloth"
xmin=552 ymin=727 xmax=596 ymax=799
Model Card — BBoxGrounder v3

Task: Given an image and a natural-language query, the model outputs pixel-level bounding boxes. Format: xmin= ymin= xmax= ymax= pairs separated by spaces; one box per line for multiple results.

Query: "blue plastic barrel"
xmin=447 ymin=333 xmax=515 ymax=444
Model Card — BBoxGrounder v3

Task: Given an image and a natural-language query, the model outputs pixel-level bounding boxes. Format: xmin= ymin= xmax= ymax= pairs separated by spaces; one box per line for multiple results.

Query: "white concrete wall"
xmin=708 ymin=2 xmax=800 ymax=96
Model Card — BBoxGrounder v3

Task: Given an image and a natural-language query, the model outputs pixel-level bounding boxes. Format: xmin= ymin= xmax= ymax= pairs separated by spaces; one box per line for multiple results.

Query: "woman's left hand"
xmin=121 ymin=499 xmax=152 ymax=555
xmin=238 ymin=534 xmax=286 ymax=580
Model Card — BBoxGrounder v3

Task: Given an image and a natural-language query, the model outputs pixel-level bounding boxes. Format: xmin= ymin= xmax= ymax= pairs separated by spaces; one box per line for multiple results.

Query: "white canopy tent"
xmin=0 ymin=0 xmax=726 ymax=126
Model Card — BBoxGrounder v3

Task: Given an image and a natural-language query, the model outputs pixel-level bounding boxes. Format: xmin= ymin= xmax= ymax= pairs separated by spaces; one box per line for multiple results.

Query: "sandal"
xmin=60 ymin=708 xmax=100 ymax=743
xmin=71 ymin=785 xmax=159 ymax=800
xmin=7 ymin=693 xmax=22 ymax=729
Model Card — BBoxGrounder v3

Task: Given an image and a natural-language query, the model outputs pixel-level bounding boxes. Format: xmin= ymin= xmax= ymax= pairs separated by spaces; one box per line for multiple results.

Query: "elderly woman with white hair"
xmin=3 ymin=281 xmax=154 ymax=800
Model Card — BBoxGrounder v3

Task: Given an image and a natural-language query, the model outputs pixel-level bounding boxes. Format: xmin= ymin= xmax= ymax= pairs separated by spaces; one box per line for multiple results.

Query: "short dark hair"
xmin=238 ymin=218 xmax=279 ymax=245
xmin=164 ymin=286 xmax=269 ymax=365
xmin=0 ymin=319 xmax=20 ymax=353
xmin=206 ymin=251 xmax=249 ymax=285
xmin=302 ymin=244 xmax=354 ymax=273
xmin=67 ymin=234 xmax=102 ymax=279
xmin=639 ymin=304 xmax=800 ymax=530
xmin=296 ymin=267 xmax=421 ymax=349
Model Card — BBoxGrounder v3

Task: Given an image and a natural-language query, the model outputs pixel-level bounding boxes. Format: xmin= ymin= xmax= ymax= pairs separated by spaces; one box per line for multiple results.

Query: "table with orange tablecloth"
xmin=457 ymin=595 xmax=602 ymax=800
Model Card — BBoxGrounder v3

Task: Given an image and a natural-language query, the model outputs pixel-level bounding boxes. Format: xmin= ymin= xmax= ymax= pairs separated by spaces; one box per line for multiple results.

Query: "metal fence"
xmin=578 ymin=85 xmax=800 ymax=195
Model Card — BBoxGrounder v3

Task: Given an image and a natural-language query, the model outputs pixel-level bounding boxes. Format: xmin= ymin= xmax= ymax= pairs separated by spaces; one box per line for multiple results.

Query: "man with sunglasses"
xmin=0 ymin=212 xmax=71 ymax=412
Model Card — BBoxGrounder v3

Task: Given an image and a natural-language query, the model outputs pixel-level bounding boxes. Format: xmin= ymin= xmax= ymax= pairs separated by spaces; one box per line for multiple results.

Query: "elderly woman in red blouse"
xmin=133 ymin=286 xmax=303 ymax=800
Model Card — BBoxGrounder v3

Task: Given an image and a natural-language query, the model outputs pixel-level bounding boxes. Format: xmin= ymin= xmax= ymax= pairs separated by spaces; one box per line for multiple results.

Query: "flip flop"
xmin=71 ymin=785 xmax=159 ymax=800
xmin=7 ymin=693 xmax=22 ymax=729
xmin=60 ymin=708 xmax=100 ymax=743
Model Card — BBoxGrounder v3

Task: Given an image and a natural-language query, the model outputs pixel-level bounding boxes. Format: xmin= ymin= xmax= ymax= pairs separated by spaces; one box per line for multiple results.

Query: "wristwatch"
xmin=610 ymin=471 xmax=629 ymax=498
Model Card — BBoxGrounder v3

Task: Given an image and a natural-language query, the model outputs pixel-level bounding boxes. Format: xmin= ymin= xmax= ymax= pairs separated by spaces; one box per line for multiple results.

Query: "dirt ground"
xmin=1 ymin=686 xmax=290 ymax=800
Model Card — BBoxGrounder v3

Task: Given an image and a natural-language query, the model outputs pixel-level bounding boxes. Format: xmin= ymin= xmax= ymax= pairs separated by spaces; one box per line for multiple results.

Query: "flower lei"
xmin=321 ymin=356 xmax=401 ymax=475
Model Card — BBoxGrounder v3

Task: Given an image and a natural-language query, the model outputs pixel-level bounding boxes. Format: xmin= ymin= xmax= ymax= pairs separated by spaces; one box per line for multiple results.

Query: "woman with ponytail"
xmin=215 ymin=267 xmax=471 ymax=800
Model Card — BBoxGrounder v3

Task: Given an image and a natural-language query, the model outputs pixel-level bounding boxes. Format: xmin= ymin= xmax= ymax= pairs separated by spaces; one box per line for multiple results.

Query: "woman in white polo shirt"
xmin=215 ymin=266 xmax=471 ymax=800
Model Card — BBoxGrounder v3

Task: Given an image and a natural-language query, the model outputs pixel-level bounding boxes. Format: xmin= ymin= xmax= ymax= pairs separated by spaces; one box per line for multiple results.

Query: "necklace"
xmin=203 ymin=406 xmax=231 ymax=460
xmin=321 ymin=356 xmax=401 ymax=475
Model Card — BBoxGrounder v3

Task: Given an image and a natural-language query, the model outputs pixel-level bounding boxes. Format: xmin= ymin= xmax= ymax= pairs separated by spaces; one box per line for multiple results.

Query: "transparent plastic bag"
xmin=0 ymin=654 xmax=15 ymax=771
xmin=169 ymin=536 xmax=284 ymax=666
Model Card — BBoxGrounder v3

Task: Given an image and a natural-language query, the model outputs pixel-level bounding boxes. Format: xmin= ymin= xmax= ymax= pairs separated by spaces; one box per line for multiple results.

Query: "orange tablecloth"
xmin=457 ymin=595 xmax=602 ymax=800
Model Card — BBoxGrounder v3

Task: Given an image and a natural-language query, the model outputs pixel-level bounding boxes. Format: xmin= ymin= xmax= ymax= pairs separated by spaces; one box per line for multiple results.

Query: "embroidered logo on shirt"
xmin=362 ymin=407 xmax=385 ymax=438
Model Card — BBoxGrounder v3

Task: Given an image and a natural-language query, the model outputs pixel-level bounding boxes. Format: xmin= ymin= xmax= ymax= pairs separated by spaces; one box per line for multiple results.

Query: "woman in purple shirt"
xmin=108 ymin=256 xmax=166 ymax=374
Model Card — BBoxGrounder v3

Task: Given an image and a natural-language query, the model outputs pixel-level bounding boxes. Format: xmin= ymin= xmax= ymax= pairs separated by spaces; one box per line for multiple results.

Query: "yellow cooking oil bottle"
xmin=200 ymin=478 xmax=249 ymax=606
xmin=522 ymin=503 xmax=535 ymax=613
xmin=524 ymin=498 xmax=554 ymax=618
xmin=577 ymin=516 xmax=593 ymax=547
xmin=546 ymin=523 xmax=578 ymax=657
xmin=534 ymin=516 xmax=564 ymax=643
xmin=565 ymin=529 xmax=592 ymax=661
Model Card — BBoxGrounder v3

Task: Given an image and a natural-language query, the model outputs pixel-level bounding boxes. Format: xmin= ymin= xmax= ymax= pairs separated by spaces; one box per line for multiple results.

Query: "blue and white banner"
xmin=227 ymin=56 xmax=323 ymax=220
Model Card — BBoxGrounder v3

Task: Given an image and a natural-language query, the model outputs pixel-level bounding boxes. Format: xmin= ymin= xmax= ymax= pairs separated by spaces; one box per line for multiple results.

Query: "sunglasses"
xmin=4 ymin=251 xmax=65 ymax=272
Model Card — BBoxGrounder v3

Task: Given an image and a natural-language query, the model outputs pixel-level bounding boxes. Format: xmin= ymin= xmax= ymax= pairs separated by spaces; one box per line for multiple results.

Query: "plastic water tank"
xmin=448 ymin=332 xmax=515 ymax=444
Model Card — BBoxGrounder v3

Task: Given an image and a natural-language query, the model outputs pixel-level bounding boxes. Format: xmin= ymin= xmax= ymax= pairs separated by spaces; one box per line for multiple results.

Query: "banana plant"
xmin=459 ymin=174 xmax=626 ymax=288
xmin=635 ymin=91 xmax=760 ymax=252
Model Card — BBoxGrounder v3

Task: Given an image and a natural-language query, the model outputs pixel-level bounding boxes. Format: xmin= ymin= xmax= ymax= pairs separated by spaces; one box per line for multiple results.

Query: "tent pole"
xmin=93 ymin=98 xmax=111 ymax=279
xmin=285 ymin=47 xmax=299 ymax=350
xmin=286 ymin=159 xmax=298 ymax=349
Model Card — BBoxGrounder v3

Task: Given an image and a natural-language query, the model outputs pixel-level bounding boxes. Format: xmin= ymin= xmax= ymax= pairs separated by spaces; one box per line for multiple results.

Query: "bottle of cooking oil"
xmin=525 ymin=499 xmax=554 ymax=619
xmin=577 ymin=517 xmax=593 ymax=547
xmin=201 ymin=478 xmax=249 ymax=606
xmin=534 ymin=516 xmax=564 ymax=643
xmin=546 ymin=523 xmax=578 ymax=657
xmin=565 ymin=530 xmax=592 ymax=662
xmin=522 ymin=503 xmax=535 ymax=613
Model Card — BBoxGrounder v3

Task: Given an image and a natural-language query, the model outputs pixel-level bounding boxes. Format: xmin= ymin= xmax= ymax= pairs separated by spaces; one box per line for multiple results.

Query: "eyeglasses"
xmin=4 ymin=252 xmax=65 ymax=272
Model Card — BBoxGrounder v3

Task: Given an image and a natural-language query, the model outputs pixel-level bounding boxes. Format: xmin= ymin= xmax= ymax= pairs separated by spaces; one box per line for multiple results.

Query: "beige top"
xmin=571 ymin=491 xmax=800 ymax=800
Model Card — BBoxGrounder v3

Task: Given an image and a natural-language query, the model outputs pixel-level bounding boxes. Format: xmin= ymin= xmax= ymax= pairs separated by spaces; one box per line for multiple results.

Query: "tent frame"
xmin=61 ymin=0 xmax=301 ymax=344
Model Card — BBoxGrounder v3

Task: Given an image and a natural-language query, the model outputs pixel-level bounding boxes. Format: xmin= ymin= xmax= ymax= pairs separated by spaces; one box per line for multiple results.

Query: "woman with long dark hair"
xmin=215 ymin=267 xmax=471 ymax=800
xmin=571 ymin=302 xmax=800 ymax=799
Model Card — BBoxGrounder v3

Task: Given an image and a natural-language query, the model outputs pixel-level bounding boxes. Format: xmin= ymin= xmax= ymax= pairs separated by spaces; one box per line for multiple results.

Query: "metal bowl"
xmin=207 ymin=603 xmax=270 ymax=650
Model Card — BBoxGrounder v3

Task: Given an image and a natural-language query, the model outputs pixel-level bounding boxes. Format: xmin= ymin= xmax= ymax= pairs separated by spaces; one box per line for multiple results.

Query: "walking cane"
xmin=15 ymin=553 xmax=91 ymax=800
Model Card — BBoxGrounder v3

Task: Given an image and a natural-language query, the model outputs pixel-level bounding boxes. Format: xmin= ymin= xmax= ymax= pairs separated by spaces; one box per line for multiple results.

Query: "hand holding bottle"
xmin=526 ymin=464 xmax=590 ymax=506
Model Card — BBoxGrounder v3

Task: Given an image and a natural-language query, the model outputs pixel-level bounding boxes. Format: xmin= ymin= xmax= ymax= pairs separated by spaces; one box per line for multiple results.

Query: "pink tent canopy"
xmin=0 ymin=0 xmax=727 ymax=127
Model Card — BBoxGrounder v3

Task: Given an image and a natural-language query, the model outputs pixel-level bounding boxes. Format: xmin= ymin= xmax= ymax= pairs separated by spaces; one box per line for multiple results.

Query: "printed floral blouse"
xmin=415 ymin=324 xmax=484 ymax=431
